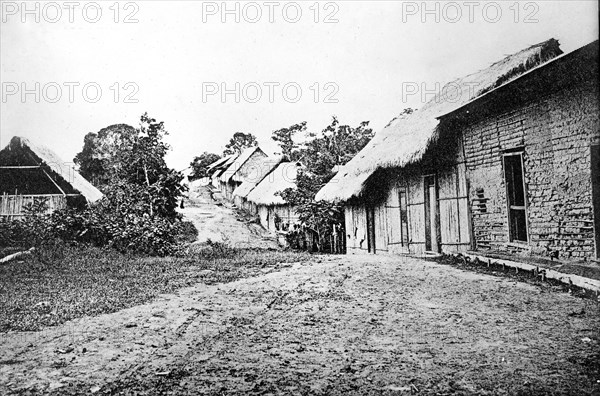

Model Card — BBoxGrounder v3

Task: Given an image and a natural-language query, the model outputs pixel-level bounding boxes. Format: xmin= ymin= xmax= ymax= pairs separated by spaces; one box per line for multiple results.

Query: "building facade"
xmin=318 ymin=40 xmax=599 ymax=263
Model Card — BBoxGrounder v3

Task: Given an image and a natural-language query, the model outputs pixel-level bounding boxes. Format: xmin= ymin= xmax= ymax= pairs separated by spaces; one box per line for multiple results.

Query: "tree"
xmin=117 ymin=113 xmax=186 ymax=218
xmin=278 ymin=117 xmax=374 ymax=251
xmin=73 ymin=124 xmax=136 ymax=186
xmin=74 ymin=114 xmax=186 ymax=219
xmin=300 ymin=116 xmax=373 ymax=185
xmin=189 ymin=152 xmax=221 ymax=180
xmin=223 ymin=132 xmax=258 ymax=156
xmin=271 ymin=121 xmax=306 ymax=160
xmin=73 ymin=132 xmax=104 ymax=185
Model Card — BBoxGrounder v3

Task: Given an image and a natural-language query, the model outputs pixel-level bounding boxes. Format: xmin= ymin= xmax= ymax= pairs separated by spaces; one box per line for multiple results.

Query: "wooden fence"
xmin=286 ymin=224 xmax=346 ymax=254
xmin=0 ymin=194 xmax=67 ymax=220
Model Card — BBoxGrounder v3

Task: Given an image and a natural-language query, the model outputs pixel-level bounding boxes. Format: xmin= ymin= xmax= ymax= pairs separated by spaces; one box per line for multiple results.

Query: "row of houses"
xmin=205 ymin=146 xmax=300 ymax=235
xmin=0 ymin=134 xmax=300 ymax=241
xmin=0 ymin=134 xmax=300 ymax=240
xmin=316 ymin=38 xmax=599 ymax=263
xmin=3 ymin=38 xmax=597 ymax=264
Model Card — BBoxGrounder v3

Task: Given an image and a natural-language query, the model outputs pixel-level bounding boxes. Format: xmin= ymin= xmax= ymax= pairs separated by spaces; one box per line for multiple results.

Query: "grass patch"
xmin=0 ymin=241 xmax=310 ymax=332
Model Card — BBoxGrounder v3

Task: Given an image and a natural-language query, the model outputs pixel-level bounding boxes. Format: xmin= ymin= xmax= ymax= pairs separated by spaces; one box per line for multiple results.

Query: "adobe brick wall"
xmin=462 ymin=82 xmax=599 ymax=261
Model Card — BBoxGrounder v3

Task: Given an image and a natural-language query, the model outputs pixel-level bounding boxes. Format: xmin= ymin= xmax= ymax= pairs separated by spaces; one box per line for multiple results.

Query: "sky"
xmin=1 ymin=0 xmax=598 ymax=172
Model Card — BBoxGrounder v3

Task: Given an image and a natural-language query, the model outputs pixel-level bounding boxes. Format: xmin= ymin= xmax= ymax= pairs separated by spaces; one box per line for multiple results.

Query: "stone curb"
xmin=454 ymin=252 xmax=600 ymax=294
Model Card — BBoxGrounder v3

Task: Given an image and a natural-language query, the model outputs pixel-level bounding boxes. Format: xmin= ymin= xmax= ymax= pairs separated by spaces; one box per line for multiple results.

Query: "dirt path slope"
xmin=180 ymin=182 xmax=279 ymax=249
xmin=1 ymin=254 xmax=598 ymax=395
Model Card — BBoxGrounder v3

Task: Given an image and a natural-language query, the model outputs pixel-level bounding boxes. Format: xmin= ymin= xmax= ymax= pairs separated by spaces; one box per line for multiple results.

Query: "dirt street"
xmin=1 ymin=253 xmax=599 ymax=395
xmin=180 ymin=182 xmax=279 ymax=249
xmin=1 ymin=184 xmax=598 ymax=395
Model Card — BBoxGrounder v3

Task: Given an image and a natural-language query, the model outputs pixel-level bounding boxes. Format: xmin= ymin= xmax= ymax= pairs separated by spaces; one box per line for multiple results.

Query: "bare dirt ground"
xmin=180 ymin=182 xmax=279 ymax=249
xmin=1 ymin=254 xmax=599 ymax=395
xmin=1 ymin=185 xmax=599 ymax=395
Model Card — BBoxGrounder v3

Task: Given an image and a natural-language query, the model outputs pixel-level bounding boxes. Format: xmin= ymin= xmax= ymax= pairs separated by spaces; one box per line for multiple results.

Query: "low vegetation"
xmin=0 ymin=241 xmax=310 ymax=332
xmin=0 ymin=113 xmax=314 ymax=333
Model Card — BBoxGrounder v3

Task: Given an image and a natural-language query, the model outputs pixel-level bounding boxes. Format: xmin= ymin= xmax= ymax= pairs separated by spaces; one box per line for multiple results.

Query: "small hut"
xmin=206 ymin=156 xmax=230 ymax=177
xmin=219 ymin=147 xmax=267 ymax=200
xmin=246 ymin=162 xmax=299 ymax=233
xmin=0 ymin=136 xmax=103 ymax=219
xmin=232 ymin=155 xmax=284 ymax=211
xmin=209 ymin=155 xmax=237 ymax=190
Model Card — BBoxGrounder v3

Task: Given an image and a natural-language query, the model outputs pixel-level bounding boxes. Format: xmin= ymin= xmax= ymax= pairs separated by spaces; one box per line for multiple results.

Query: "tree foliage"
xmin=116 ymin=113 xmax=186 ymax=218
xmin=275 ymin=117 xmax=374 ymax=251
xmin=271 ymin=121 xmax=306 ymax=160
xmin=33 ymin=112 xmax=192 ymax=255
xmin=73 ymin=124 xmax=136 ymax=186
xmin=189 ymin=152 xmax=221 ymax=180
xmin=74 ymin=114 xmax=186 ymax=219
xmin=223 ymin=132 xmax=258 ymax=156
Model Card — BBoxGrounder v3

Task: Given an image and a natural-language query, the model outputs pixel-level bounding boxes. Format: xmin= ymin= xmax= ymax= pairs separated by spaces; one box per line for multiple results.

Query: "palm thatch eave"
xmin=316 ymin=38 xmax=564 ymax=203
xmin=232 ymin=155 xmax=284 ymax=199
xmin=246 ymin=162 xmax=299 ymax=206
xmin=1 ymin=136 xmax=103 ymax=203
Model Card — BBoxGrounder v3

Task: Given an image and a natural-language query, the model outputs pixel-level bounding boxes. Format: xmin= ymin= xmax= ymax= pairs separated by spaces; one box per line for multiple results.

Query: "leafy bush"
xmin=0 ymin=217 xmax=28 ymax=247
xmin=47 ymin=206 xmax=190 ymax=256
xmin=177 ymin=221 xmax=199 ymax=244
xmin=0 ymin=198 xmax=54 ymax=248
xmin=1 ymin=196 xmax=196 ymax=257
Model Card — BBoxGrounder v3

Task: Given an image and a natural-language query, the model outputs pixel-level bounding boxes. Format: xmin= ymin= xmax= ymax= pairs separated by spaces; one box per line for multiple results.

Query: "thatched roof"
xmin=207 ymin=155 xmax=231 ymax=173
xmin=246 ymin=162 xmax=299 ymax=206
xmin=211 ymin=155 xmax=238 ymax=182
xmin=1 ymin=167 xmax=77 ymax=195
xmin=232 ymin=148 xmax=268 ymax=183
xmin=233 ymin=155 xmax=284 ymax=199
xmin=0 ymin=136 xmax=103 ymax=202
xmin=316 ymin=38 xmax=563 ymax=202
xmin=220 ymin=146 xmax=265 ymax=183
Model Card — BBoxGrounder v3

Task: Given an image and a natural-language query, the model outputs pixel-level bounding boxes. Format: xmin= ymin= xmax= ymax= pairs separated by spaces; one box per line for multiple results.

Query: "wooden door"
xmin=384 ymin=185 xmax=410 ymax=254
xmin=366 ymin=206 xmax=376 ymax=254
xmin=438 ymin=165 xmax=472 ymax=253
xmin=424 ymin=176 xmax=440 ymax=253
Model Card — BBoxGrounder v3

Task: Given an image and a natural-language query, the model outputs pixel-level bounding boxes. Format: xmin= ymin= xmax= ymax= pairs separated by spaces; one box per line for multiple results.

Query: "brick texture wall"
xmin=462 ymin=83 xmax=599 ymax=261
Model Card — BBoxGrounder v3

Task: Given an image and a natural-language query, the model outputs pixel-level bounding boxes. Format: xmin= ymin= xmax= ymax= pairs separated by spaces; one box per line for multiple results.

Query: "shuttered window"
xmin=504 ymin=153 xmax=528 ymax=243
